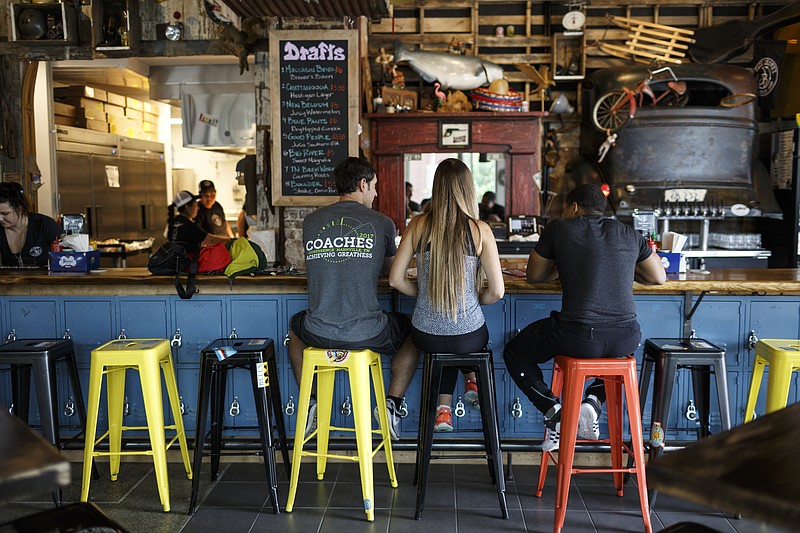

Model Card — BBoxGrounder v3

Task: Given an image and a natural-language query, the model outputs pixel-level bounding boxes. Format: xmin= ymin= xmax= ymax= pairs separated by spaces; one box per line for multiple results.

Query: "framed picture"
xmin=439 ymin=121 xmax=471 ymax=149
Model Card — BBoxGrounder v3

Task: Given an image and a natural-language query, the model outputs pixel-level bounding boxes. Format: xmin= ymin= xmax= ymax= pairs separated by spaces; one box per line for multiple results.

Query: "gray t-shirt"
xmin=303 ymin=200 xmax=397 ymax=342
xmin=534 ymin=215 xmax=651 ymax=325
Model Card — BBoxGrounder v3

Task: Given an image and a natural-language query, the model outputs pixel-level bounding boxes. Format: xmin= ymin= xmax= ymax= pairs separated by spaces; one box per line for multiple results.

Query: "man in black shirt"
xmin=196 ymin=180 xmax=233 ymax=238
xmin=478 ymin=191 xmax=505 ymax=222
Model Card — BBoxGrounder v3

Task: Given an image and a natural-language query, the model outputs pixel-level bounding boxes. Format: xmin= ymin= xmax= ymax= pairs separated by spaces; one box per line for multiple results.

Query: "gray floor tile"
xmin=454 ymin=508 xmax=526 ymax=532
xmin=391 ymin=479 xmax=456 ymax=509
xmin=318 ymin=506 xmax=391 ymax=531
xmin=390 ymin=507 xmax=456 ymax=531
xmin=589 ymin=510 xmax=663 ymax=533
xmin=202 ymin=480 xmax=271 ymax=508
xmin=523 ymin=509 xmax=596 ymax=533
xmin=658 ymin=512 xmax=738 ymax=532
xmin=251 ymin=508 xmax=326 ymax=532
xmin=577 ymin=482 xmax=650 ymax=513
xmin=454 ymin=481 xmax=518 ymax=511
xmin=278 ymin=480 xmax=335 ymax=508
xmin=328 ymin=480 xmax=398 ymax=509
xmin=515 ymin=482 xmax=582 ymax=512
xmin=182 ymin=507 xmax=261 ymax=533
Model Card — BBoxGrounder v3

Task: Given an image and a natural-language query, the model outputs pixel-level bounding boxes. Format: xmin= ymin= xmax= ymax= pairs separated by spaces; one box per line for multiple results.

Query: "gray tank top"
xmin=412 ymin=223 xmax=485 ymax=335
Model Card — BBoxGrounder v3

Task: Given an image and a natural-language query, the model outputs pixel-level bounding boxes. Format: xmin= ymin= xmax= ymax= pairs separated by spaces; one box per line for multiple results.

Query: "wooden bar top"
xmin=1 ymin=268 xmax=800 ymax=296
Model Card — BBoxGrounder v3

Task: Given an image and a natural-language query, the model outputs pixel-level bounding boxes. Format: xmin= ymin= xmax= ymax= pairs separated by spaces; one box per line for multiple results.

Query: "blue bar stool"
xmin=189 ymin=338 xmax=289 ymax=515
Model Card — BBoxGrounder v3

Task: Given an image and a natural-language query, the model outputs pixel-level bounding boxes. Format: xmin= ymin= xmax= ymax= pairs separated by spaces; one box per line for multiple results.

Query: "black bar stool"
xmin=414 ymin=351 xmax=508 ymax=520
xmin=0 ymin=338 xmax=96 ymax=505
xmin=636 ymin=338 xmax=732 ymax=506
xmin=189 ymin=338 xmax=290 ymax=515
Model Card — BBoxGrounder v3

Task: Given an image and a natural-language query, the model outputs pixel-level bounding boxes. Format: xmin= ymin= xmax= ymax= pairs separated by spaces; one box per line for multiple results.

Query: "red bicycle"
xmin=592 ymin=65 xmax=688 ymax=132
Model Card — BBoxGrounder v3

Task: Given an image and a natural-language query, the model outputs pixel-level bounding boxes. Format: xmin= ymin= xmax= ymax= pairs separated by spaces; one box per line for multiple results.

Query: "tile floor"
xmin=0 ymin=454 xmax=790 ymax=533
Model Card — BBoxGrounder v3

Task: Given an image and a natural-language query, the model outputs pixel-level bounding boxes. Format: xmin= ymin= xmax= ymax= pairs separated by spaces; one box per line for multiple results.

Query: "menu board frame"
xmin=269 ymin=29 xmax=359 ymax=206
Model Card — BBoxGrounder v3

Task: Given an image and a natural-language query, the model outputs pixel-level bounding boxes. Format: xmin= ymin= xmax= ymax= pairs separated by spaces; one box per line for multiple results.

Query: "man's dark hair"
xmin=565 ymin=183 xmax=607 ymax=214
xmin=482 ymin=191 xmax=496 ymax=202
xmin=334 ymin=157 xmax=375 ymax=194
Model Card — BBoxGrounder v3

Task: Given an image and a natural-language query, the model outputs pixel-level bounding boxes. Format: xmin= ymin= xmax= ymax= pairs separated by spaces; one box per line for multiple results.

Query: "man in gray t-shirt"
xmin=503 ymin=184 xmax=665 ymax=452
xmin=288 ymin=157 xmax=419 ymax=441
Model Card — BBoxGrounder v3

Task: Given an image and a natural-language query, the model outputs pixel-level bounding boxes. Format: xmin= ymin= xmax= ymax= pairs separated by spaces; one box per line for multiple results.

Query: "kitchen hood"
xmin=149 ymin=63 xmax=256 ymax=152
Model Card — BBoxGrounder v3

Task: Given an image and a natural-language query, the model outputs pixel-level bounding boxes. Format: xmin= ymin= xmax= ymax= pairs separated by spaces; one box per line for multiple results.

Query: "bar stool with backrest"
xmin=635 ymin=338 xmax=732 ymax=506
xmin=536 ymin=355 xmax=651 ymax=533
xmin=285 ymin=347 xmax=397 ymax=522
xmin=414 ymin=350 xmax=508 ymax=520
xmin=189 ymin=337 xmax=290 ymax=515
xmin=81 ymin=338 xmax=192 ymax=512
xmin=0 ymin=338 xmax=98 ymax=505
xmin=744 ymin=339 xmax=800 ymax=422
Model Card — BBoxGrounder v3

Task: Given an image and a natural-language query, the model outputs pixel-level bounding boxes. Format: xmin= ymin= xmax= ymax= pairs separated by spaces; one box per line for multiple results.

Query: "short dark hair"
xmin=334 ymin=157 xmax=375 ymax=194
xmin=0 ymin=182 xmax=29 ymax=216
xmin=482 ymin=191 xmax=496 ymax=202
xmin=565 ymin=183 xmax=607 ymax=214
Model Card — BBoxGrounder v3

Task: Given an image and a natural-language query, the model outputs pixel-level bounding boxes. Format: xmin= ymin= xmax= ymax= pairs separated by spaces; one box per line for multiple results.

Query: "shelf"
xmin=10 ymin=2 xmax=79 ymax=45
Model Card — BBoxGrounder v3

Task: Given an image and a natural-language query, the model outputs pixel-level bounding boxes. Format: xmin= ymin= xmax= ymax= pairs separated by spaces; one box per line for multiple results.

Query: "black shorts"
xmin=411 ymin=323 xmax=489 ymax=354
xmin=290 ymin=310 xmax=412 ymax=355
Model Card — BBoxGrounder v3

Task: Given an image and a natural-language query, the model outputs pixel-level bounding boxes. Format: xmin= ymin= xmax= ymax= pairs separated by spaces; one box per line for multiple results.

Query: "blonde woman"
xmin=390 ymin=158 xmax=505 ymax=431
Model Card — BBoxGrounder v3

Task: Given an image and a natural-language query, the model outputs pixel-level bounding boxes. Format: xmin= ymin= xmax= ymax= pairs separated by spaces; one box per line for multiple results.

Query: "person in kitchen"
xmin=0 ymin=182 xmax=60 ymax=267
xmin=287 ymin=156 xmax=420 ymax=441
xmin=478 ymin=191 xmax=505 ymax=222
xmin=502 ymin=183 xmax=665 ymax=452
xmin=168 ymin=190 xmax=230 ymax=254
xmin=389 ymin=158 xmax=504 ymax=431
xmin=196 ymin=180 xmax=234 ymax=238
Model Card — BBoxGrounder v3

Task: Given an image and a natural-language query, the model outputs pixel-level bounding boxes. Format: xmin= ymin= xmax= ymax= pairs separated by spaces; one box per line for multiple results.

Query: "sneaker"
xmin=304 ymin=397 xmax=318 ymax=439
xmin=464 ymin=378 xmax=479 ymax=407
xmin=578 ymin=396 xmax=602 ymax=440
xmin=374 ymin=397 xmax=401 ymax=441
xmin=434 ymin=406 xmax=453 ymax=432
xmin=542 ymin=404 xmax=561 ymax=452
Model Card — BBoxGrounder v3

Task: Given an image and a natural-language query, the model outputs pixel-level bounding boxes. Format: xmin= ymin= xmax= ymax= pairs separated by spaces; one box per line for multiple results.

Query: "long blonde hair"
xmin=416 ymin=158 xmax=481 ymax=321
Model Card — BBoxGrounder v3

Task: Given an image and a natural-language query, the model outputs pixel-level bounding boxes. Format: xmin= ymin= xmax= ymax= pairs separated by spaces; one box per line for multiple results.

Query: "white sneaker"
xmin=578 ymin=396 xmax=601 ymax=440
xmin=304 ymin=398 xmax=318 ymax=439
xmin=373 ymin=397 xmax=401 ymax=441
xmin=542 ymin=421 xmax=560 ymax=452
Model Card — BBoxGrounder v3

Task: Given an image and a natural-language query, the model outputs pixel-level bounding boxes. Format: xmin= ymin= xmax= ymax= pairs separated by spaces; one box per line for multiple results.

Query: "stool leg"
xmin=370 ymin=359 xmax=396 ymax=487
xmin=81 ymin=360 xmax=104 ymax=503
xmin=536 ymin=364 xmax=562 ymax=498
xmin=316 ymin=367 xmax=336 ymax=480
xmin=604 ymin=376 xmax=624 ymax=495
xmin=765 ymin=356 xmax=794 ymax=414
xmin=267 ymin=355 xmax=291 ymax=476
xmin=349 ymin=360 xmax=376 ymax=522
xmin=553 ymin=364 xmax=582 ymax=533
xmin=161 ymin=357 xmax=192 ymax=479
xmin=250 ymin=359 xmax=280 ymax=514
xmin=415 ymin=355 xmax=441 ymax=519
xmin=189 ymin=358 xmax=213 ymax=515
xmin=476 ymin=357 xmax=508 ymax=519
xmin=623 ymin=365 xmax=652 ymax=533
xmin=744 ymin=356 xmax=766 ymax=423
xmin=10 ymin=364 xmax=31 ymax=422
xmin=139 ymin=359 xmax=171 ymax=512
xmin=210 ymin=366 xmax=228 ymax=481
xmin=648 ymin=356 xmax=677 ymax=509
xmin=414 ymin=353 xmax=434 ymax=487
xmin=106 ymin=367 xmax=127 ymax=482
xmin=713 ymin=357 xmax=732 ymax=431
xmin=32 ymin=357 xmax=62 ymax=506
xmin=286 ymin=360 xmax=317 ymax=513
xmin=691 ymin=366 xmax=711 ymax=438
xmin=64 ymin=348 xmax=99 ymax=480
xmin=626 ymin=354 xmax=655 ymax=480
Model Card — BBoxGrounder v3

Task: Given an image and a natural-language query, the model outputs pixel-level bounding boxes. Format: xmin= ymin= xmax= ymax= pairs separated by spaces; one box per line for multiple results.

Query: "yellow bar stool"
xmin=286 ymin=347 xmax=397 ymax=522
xmin=744 ymin=339 xmax=800 ymax=422
xmin=81 ymin=339 xmax=192 ymax=512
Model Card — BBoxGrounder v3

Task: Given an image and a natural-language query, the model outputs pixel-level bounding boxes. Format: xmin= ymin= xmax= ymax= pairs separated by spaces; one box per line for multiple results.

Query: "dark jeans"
xmin=411 ymin=324 xmax=489 ymax=396
xmin=503 ymin=311 xmax=641 ymax=414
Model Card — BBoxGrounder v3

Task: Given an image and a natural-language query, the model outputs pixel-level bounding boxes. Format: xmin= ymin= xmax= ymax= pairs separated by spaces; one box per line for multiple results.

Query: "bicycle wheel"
xmin=592 ymin=90 xmax=633 ymax=132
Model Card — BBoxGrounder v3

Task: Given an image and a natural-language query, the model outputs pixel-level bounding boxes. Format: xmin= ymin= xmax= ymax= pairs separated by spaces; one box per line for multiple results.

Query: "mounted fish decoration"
xmin=393 ymin=43 xmax=504 ymax=91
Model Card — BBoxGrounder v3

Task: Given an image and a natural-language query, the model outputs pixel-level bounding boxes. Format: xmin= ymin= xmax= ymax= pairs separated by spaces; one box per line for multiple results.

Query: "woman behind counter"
xmin=0 ymin=183 xmax=60 ymax=267
xmin=167 ymin=190 xmax=230 ymax=254
xmin=389 ymin=158 xmax=505 ymax=432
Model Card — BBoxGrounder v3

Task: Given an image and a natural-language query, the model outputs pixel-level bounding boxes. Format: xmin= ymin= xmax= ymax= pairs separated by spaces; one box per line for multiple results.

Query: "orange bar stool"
xmin=285 ymin=347 xmax=397 ymax=522
xmin=81 ymin=339 xmax=192 ymax=512
xmin=744 ymin=339 xmax=800 ymax=422
xmin=535 ymin=355 xmax=651 ymax=533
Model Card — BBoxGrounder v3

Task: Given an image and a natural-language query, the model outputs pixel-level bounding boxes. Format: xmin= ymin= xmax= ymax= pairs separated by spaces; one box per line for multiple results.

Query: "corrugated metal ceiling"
xmin=222 ymin=0 xmax=390 ymax=20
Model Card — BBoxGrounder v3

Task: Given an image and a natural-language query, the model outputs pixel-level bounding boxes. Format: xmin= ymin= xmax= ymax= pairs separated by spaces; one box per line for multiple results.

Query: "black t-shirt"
xmin=239 ymin=154 xmax=258 ymax=215
xmin=0 ymin=213 xmax=60 ymax=267
xmin=534 ymin=215 xmax=651 ymax=325
xmin=479 ymin=203 xmax=505 ymax=221
xmin=169 ymin=214 xmax=208 ymax=254
xmin=196 ymin=201 xmax=228 ymax=236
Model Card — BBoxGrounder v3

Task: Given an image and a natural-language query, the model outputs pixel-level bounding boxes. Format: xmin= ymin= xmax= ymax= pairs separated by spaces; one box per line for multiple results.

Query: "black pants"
xmin=503 ymin=311 xmax=641 ymax=414
xmin=411 ymin=324 xmax=489 ymax=396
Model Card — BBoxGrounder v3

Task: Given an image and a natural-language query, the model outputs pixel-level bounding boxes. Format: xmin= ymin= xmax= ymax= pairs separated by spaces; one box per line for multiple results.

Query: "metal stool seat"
xmin=414 ymin=351 xmax=508 ymax=520
xmin=189 ymin=338 xmax=289 ymax=515
xmin=0 ymin=338 xmax=95 ymax=504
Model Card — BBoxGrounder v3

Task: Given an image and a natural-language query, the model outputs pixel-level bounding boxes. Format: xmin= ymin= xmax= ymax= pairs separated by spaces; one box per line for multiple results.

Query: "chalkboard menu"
xmin=269 ymin=30 xmax=358 ymax=206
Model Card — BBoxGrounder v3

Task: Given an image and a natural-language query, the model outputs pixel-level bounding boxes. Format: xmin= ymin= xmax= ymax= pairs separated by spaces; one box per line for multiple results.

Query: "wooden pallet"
xmin=597 ymin=14 xmax=695 ymax=65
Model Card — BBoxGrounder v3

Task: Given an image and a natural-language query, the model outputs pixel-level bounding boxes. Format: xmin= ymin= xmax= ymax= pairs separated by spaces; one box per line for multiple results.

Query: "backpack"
xmin=197 ymin=242 xmax=231 ymax=273
xmin=147 ymin=242 xmax=198 ymax=299
xmin=225 ymin=238 xmax=267 ymax=279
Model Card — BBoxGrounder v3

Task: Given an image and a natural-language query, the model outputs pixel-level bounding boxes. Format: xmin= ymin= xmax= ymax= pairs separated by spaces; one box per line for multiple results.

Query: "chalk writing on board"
xmin=278 ymin=39 xmax=349 ymax=197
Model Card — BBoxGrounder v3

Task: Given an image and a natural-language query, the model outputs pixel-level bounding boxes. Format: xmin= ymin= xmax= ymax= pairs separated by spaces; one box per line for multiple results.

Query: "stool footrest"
xmin=92 ymin=450 xmax=155 ymax=457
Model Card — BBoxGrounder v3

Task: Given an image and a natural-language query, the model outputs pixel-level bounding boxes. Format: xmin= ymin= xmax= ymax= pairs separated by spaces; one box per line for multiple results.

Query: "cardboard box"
xmin=104 ymin=103 xmax=126 ymax=117
xmin=54 ymin=101 xmax=77 ymax=117
xmin=49 ymin=250 xmax=101 ymax=272
xmin=143 ymin=111 xmax=159 ymax=123
xmin=142 ymin=121 xmax=158 ymax=133
xmin=106 ymin=92 xmax=127 ymax=107
xmin=61 ymin=97 xmax=105 ymax=117
xmin=125 ymin=108 xmax=143 ymax=121
xmin=143 ymin=102 xmax=159 ymax=115
xmin=85 ymin=119 xmax=109 ymax=132
xmin=657 ymin=252 xmax=685 ymax=273
xmin=126 ymin=97 xmax=143 ymax=111
xmin=54 ymin=115 xmax=79 ymax=127
xmin=54 ymin=85 xmax=107 ymax=102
